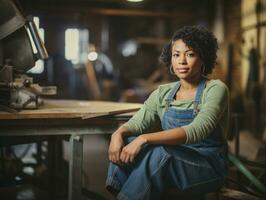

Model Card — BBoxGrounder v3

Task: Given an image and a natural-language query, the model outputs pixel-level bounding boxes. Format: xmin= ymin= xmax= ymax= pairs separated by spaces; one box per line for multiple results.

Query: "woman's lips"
xmin=176 ymin=68 xmax=189 ymax=73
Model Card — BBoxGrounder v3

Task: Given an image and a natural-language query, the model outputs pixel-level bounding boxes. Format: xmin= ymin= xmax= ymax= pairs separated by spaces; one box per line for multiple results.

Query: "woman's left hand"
xmin=120 ymin=135 xmax=147 ymax=164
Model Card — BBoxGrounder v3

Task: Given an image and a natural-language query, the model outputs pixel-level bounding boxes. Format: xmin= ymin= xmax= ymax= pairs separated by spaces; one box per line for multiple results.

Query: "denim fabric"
xmin=106 ymin=141 xmax=170 ymax=200
xmin=106 ymin=78 xmax=228 ymax=200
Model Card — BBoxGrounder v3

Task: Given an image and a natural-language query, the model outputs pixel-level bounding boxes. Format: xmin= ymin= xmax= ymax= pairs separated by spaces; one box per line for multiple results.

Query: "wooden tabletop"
xmin=0 ymin=99 xmax=142 ymax=120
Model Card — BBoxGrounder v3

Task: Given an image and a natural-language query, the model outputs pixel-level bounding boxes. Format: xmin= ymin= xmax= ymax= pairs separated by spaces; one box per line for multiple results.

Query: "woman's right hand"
xmin=108 ymin=131 xmax=125 ymax=165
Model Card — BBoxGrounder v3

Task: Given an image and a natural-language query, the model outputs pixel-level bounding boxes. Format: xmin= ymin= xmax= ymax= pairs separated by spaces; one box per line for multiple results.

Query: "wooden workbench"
xmin=0 ymin=99 xmax=142 ymax=200
xmin=0 ymin=99 xmax=142 ymax=120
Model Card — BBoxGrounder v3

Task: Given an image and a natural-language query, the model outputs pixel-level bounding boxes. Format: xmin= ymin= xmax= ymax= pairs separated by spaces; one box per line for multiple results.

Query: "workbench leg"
xmin=48 ymin=137 xmax=56 ymax=200
xmin=68 ymin=135 xmax=83 ymax=200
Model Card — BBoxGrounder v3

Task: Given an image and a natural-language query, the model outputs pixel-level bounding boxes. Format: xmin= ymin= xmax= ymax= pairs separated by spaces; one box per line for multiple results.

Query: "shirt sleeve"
xmin=182 ymin=81 xmax=229 ymax=144
xmin=122 ymin=89 xmax=160 ymax=135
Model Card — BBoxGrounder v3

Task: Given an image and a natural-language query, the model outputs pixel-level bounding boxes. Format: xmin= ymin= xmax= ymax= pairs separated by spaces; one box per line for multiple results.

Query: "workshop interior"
xmin=0 ymin=0 xmax=266 ymax=199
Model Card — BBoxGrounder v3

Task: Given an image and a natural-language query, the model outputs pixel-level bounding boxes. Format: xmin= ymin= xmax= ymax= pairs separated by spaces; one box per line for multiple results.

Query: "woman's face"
xmin=171 ymin=39 xmax=203 ymax=81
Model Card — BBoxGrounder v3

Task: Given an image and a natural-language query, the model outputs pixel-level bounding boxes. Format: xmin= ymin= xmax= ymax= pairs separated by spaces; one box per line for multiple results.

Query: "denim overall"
xmin=106 ymin=78 xmax=228 ymax=200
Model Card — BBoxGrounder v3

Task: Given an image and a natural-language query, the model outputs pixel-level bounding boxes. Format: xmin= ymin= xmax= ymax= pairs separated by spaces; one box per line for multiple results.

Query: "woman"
xmin=106 ymin=26 xmax=229 ymax=200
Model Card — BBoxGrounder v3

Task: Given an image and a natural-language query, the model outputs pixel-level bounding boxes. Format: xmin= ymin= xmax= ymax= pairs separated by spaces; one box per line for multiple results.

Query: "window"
xmin=65 ymin=29 xmax=79 ymax=64
xmin=65 ymin=28 xmax=89 ymax=65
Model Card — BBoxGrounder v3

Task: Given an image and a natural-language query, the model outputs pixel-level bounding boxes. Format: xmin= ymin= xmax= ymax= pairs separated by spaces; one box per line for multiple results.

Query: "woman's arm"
xmin=122 ymin=88 xmax=161 ymax=135
xmin=119 ymin=128 xmax=187 ymax=164
xmin=182 ymin=80 xmax=229 ymax=144
xmin=140 ymin=127 xmax=187 ymax=144
xmin=108 ymin=126 xmax=132 ymax=164
xmin=119 ymin=81 xmax=229 ymax=164
xmin=109 ymin=88 xmax=161 ymax=164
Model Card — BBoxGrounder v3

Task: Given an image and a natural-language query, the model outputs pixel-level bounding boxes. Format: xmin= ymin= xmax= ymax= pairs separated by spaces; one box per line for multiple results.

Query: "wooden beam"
xmin=26 ymin=7 xmax=190 ymax=18
xmin=136 ymin=37 xmax=169 ymax=45
xmin=88 ymin=8 xmax=176 ymax=17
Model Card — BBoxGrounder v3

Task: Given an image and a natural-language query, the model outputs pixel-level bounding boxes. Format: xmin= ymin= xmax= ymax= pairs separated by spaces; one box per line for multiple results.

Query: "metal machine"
xmin=0 ymin=0 xmax=56 ymax=112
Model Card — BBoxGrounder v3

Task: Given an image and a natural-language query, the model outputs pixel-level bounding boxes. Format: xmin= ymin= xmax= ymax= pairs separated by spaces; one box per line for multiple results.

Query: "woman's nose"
xmin=178 ymin=54 xmax=187 ymax=64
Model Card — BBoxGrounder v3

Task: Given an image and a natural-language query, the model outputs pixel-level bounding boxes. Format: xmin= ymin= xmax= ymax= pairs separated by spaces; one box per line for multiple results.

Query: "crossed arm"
xmin=108 ymin=126 xmax=187 ymax=165
xmin=108 ymin=81 xmax=229 ymax=165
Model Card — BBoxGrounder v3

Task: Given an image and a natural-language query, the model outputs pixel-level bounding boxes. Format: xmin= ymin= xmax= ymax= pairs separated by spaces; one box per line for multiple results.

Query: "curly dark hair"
xmin=160 ymin=25 xmax=218 ymax=76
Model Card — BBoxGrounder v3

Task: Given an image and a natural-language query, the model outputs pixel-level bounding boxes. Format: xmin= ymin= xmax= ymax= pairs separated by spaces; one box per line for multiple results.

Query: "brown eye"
xmin=187 ymin=53 xmax=195 ymax=57
xmin=172 ymin=53 xmax=179 ymax=57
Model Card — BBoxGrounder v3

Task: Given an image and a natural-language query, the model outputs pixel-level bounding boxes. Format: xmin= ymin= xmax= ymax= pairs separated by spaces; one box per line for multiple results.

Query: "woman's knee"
xmin=139 ymin=146 xmax=169 ymax=169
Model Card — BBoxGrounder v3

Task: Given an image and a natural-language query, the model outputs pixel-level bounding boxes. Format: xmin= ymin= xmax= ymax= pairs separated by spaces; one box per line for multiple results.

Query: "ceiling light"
xmin=88 ymin=52 xmax=98 ymax=61
xmin=127 ymin=0 xmax=143 ymax=2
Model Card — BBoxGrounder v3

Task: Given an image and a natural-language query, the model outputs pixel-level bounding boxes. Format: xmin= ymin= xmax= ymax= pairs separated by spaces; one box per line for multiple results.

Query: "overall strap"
xmin=165 ymin=81 xmax=181 ymax=111
xmin=193 ymin=78 xmax=207 ymax=115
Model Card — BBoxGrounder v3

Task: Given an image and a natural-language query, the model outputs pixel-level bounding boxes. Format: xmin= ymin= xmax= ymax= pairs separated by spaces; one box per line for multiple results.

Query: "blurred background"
xmin=16 ymin=0 xmax=266 ymax=128
xmin=0 ymin=0 xmax=266 ymax=199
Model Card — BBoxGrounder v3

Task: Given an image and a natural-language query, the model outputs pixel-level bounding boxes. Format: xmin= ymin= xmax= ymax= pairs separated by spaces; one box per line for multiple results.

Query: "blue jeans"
xmin=106 ymin=138 xmax=225 ymax=200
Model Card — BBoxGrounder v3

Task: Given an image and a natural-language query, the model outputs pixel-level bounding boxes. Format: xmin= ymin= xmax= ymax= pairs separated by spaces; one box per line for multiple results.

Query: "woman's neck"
xmin=179 ymin=76 xmax=202 ymax=91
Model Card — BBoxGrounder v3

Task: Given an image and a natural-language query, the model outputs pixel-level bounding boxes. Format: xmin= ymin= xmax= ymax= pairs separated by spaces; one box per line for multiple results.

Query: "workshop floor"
xmin=0 ymin=135 xmax=114 ymax=200
xmin=1 ymin=132 xmax=265 ymax=200
xmin=0 ymin=184 xmax=48 ymax=200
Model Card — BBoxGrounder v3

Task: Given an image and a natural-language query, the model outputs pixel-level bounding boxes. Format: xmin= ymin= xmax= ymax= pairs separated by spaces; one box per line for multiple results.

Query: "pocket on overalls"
xmin=163 ymin=115 xmax=179 ymax=129
xmin=176 ymin=118 xmax=193 ymax=126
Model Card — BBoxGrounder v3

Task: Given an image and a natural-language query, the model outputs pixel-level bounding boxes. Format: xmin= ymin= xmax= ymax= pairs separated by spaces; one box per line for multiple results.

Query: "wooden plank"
xmin=0 ymin=99 xmax=142 ymax=120
xmin=219 ymin=188 xmax=264 ymax=200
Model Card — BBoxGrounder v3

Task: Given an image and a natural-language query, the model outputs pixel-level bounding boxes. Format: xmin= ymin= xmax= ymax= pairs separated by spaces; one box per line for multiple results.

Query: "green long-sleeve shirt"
xmin=123 ymin=79 xmax=229 ymax=144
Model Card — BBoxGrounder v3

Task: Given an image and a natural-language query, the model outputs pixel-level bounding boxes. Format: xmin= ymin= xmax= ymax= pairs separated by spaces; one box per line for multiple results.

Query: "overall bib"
xmin=106 ymin=78 xmax=228 ymax=200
